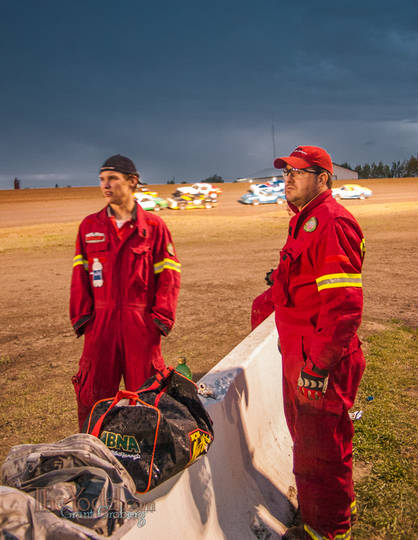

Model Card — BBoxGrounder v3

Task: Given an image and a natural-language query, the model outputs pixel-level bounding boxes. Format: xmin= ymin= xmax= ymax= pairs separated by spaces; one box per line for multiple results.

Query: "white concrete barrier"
xmin=117 ymin=314 xmax=296 ymax=539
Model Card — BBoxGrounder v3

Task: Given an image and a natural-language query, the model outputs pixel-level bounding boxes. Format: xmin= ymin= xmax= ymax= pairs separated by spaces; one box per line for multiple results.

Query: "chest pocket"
xmin=272 ymin=239 xmax=307 ymax=306
xmin=85 ymin=239 xmax=109 ymax=271
xmin=82 ymin=239 xmax=109 ymax=292
xmin=130 ymin=245 xmax=152 ymax=289
xmin=85 ymin=234 xmax=109 ymax=253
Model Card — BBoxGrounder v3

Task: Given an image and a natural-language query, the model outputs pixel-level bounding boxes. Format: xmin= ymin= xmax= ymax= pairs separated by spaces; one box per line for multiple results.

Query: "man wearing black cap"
xmin=252 ymin=146 xmax=366 ymax=539
xmin=70 ymin=155 xmax=181 ymax=430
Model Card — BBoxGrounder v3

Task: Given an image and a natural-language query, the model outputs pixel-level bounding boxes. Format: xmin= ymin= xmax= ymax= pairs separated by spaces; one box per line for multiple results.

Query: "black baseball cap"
xmin=100 ymin=154 xmax=140 ymax=178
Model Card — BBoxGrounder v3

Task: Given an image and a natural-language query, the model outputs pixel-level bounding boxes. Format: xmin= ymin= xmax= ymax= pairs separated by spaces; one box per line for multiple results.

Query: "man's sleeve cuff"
xmin=73 ymin=315 xmax=91 ymax=337
xmin=153 ymin=317 xmax=171 ymax=336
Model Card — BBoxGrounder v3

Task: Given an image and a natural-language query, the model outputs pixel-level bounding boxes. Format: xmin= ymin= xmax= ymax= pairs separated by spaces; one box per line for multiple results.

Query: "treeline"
xmin=167 ymin=174 xmax=224 ymax=184
xmin=202 ymin=174 xmax=224 ymax=183
xmin=340 ymin=154 xmax=418 ymax=178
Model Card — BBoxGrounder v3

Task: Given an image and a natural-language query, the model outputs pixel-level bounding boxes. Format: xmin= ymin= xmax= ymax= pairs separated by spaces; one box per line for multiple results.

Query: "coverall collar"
xmin=132 ymin=202 xmax=151 ymax=239
xmin=106 ymin=201 xmax=138 ymax=221
xmin=288 ymin=189 xmax=332 ymax=216
xmin=98 ymin=202 xmax=150 ymax=240
xmin=289 ymin=190 xmax=333 ymax=239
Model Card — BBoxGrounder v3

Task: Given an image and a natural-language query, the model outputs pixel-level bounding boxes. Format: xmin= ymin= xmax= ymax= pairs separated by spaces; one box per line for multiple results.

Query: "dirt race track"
xmin=0 ymin=178 xmax=417 ymax=462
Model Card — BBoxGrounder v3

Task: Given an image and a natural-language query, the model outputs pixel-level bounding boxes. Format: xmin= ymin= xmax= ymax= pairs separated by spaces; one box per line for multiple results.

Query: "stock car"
xmin=174 ymin=183 xmax=222 ymax=199
xmin=240 ymin=187 xmax=286 ymax=206
xmin=167 ymin=193 xmax=216 ymax=210
xmin=332 ymin=184 xmax=373 ymax=200
xmin=134 ymin=193 xmax=168 ymax=211
xmin=249 ymin=182 xmax=284 ymax=193
xmin=240 ymin=181 xmax=286 ymax=205
xmin=249 ymin=179 xmax=284 ymax=191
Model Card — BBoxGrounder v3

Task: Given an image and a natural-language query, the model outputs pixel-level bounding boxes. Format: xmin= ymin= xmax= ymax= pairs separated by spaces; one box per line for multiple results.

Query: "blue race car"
xmin=332 ymin=184 xmax=373 ymax=200
xmin=240 ymin=186 xmax=286 ymax=205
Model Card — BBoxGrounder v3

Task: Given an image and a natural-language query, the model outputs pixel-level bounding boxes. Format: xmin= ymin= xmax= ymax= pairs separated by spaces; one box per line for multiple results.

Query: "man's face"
xmin=99 ymin=171 xmax=136 ymax=206
xmin=283 ymin=166 xmax=326 ymax=209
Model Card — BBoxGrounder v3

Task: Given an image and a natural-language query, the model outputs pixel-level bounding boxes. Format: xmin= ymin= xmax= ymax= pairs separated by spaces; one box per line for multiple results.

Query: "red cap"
xmin=274 ymin=145 xmax=333 ymax=174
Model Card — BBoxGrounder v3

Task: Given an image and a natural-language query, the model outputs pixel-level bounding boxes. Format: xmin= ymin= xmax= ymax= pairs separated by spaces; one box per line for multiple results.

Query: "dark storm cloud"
xmin=0 ymin=0 xmax=416 ymax=186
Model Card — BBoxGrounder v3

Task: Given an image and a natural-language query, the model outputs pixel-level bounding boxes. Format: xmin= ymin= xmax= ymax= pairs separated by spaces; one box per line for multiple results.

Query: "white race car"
xmin=332 ymin=184 xmax=372 ymax=200
xmin=174 ymin=183 xmax=222 ymax=199
xmin=134 ymin=193 xmax=168 ymax=211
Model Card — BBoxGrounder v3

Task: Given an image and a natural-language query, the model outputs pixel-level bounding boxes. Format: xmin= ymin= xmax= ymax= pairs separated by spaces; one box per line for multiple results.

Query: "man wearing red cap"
xmin=252 ymin=146 xmax=365 ymax=539
xmin=70 ymin=155 xmax=181 ymax=430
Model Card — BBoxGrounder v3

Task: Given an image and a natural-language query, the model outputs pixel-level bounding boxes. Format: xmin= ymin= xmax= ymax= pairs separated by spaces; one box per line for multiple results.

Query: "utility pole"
xmin=271 ymin=121 xmax=277 ymax=160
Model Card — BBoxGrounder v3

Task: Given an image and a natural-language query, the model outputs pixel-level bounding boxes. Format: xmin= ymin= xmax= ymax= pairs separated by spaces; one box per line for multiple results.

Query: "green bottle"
xmin=175 ymin=357 xmax=193 ymax=380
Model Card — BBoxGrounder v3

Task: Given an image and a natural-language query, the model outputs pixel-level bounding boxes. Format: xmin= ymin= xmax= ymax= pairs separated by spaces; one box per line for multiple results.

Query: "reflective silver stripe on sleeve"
xmin=316 ymin=273 xmax=362 ymax=291
xmin=154 ymin=258 xmax=181 ymax=274
xmin=73 ymin=254 xmax=88 ymax=270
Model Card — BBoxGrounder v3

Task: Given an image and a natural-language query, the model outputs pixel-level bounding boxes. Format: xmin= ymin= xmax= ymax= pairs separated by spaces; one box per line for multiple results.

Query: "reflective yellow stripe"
xmin=360 ymin=238 xmax=366 ymax=256
xmin=304 ymin=524 xmax=351 ymax=540
xmin=73 ymin=254 xmax=88 ymax=270
xmin=154 ymin=258 xmax=181 ymax=271
xmin=350 ymin=499 xmax=357 ymax=515
xmin=318 ymin=281 xmax=362 ymax=291
xmin=304 ymin=524 xmax=325 ymax=540
xmin=316 ymin=272 xmax=362 ymax=291
xmin=154 ymin=258 xmax=181 ymax=274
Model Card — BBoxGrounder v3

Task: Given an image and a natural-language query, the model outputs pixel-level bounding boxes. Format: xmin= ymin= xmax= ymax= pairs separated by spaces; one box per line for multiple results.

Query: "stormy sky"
xmin=0 ymin=0 xmax=417 ymax=188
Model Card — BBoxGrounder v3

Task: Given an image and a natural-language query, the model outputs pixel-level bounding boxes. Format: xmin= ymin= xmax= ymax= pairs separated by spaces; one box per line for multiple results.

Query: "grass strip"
xmin=0 ymin=223 xmax=79 ymax=252
xmin=0 ymin=212 xmax=288 ymax=252
xmin=353 ymin=322 xmax=417 ymax=539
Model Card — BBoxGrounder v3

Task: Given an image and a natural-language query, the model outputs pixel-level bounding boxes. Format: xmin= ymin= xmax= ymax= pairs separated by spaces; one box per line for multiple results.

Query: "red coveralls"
xmin=252 ymin=191 xmax=365 ymax=539
xmin=70 ymin=203 xmax=180 ymax=430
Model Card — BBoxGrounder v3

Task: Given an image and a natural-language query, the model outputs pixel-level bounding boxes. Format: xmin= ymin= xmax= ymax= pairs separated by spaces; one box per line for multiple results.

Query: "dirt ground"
xmin=0 ymin=178 xmax=417 ymax=462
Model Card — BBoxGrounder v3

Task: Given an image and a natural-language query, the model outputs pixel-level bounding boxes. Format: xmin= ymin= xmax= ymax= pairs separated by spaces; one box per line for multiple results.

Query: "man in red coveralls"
xmin=252 ymin=146 xmax=365 ymax=540
xmin=70 ymin=154 xmax=181 ymax=430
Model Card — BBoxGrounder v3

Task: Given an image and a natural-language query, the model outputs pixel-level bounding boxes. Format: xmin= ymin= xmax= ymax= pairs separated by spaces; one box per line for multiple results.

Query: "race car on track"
xmin=167 ymin=193 xmax=216 ymax=210
xmin=249 ymin=181 xmax=284 ymax=194
xmin=174 ymin=183 xmax=222 ymax=199
xmin=332 ymin=184 xmax=373 ymax=200
xmin=134 ymin=193 xmax=168 ymax=211
xmin=239 ymin=187 xmax=286 ymax=206
xmin=136 ymin=187 xmax=159 ymax=197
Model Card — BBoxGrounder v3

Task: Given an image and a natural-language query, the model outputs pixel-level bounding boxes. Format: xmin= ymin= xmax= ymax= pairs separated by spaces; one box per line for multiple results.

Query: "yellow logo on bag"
xmin=100 ymin=430 xmax=140 ymax=454
xmin=189 ymin=429 xmax=212 ymax=462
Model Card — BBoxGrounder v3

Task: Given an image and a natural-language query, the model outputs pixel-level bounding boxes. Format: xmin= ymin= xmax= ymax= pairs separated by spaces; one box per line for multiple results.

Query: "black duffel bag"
xmin=83 ymin=367 xmax=214 ymax=493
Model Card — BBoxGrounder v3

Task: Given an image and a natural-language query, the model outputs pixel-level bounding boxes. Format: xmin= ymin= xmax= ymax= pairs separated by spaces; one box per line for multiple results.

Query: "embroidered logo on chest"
xmin=303 ymin=217 xmax=318 ymax=232
xmin=85 ymin=232 xmax=106 ymax=243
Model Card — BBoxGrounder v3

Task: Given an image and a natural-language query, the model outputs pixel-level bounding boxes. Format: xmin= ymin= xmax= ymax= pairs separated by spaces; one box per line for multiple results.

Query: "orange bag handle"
xmin=90 ymin=390 xmax=141 ymax=437
xmin=89 ymin=388 xmax=163 ymax=494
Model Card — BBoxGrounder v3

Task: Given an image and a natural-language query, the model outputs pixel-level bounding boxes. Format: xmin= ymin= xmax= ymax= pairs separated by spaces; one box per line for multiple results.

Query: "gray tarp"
xmin=0 ymin=434 xmax=140 ymax=538
xmin=0 ymin=486 xmax=100 ymax=539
